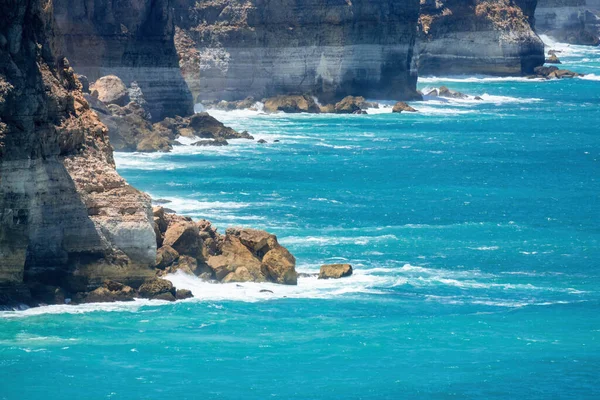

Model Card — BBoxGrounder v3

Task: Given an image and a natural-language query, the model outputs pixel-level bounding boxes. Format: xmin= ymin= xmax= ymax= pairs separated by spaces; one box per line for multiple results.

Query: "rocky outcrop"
xmin=153 ymin=208 xmax=298 ymax=285
xmin=86 ymin=92 xmax=253 ymax=152
xmin=173 ymin=0 xmax=421 ymax=103
xmin=54 ymin=0 xmax=194 ymax=121
xmin=535 ymin=0 xmax=600 ymax=45
xmin=318 ymin=264 xmax=353 ymax=279
xmin=0 ymin=0 xmax=158 ymax=305
xmin=263 ymin=95 xmax=320 ymax=114
xmin=392 ymin=102 xmax=418 ymax=113
xmin=531 ymin=65 xmax=585 ymax=77
xmin=418 ymin=0 xmax=545 ymax=76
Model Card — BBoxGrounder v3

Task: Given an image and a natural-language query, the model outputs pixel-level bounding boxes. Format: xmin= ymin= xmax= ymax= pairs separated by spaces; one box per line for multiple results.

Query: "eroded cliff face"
xmin=173 ymin=0 xmax=421 ymax=103
xmin=54 ymin=0 xmax=194 ymax=120
xmin=0 ymin=0 xmax=156 ymax=304
xmin=418 ymin=0 xmax=545 ymax=76
xmin=535 ymin=0 xmax=600 ymax=45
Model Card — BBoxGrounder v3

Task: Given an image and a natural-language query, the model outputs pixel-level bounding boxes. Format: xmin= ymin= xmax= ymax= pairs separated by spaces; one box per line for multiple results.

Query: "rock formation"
xmin=154 ymin=208 xmax=298 ymax=285
xmin=54 ymin=0 xmax=194 ymax=120
xmin=0 ymin=0 xmax=158 ymax=304
xmin=535 ymin=0 xmax=600 ymax=45
xmin=318 ymin=264 xmax=353 ymax=279
xmin=173 ymin=0 xmax=421 ymax=103
xmin=418 ymin=0 xmax=545 ymax=76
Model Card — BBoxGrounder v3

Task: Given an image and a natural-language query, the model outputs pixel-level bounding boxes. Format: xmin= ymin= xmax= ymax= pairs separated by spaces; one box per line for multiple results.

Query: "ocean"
xmin=1 ymin=37 xmax=599 ymax=399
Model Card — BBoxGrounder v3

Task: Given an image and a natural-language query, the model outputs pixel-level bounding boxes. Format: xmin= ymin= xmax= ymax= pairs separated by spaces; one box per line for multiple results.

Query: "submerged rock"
xmin=192 ymin=138 xmax=229 ymax=146
xmin=318 ymin=264 xmax=353 ymax=279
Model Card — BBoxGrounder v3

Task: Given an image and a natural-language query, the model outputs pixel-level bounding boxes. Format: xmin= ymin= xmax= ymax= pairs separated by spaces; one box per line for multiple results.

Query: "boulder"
xmin=89 ymin=75 xmax=129 ymax=106
xmin=222 ymin=267 xmax=255 ymax=283
xmin=155 ymin=245 xmax=179 ymax=269
xmin=188 ymin=112 xmax=253 ymax=139
xmin=263 ymin=95 xmax=320 ymax=113
xmin=319 ymin=104 xmax=336 ymax=113
xmin=438 ymin=86 xmax=468 ymax=99
xmin=176 ymin=289 xmax=194 ymax=300
xmin=262 ymin=245 xmax=297 ymax=285
xmin=226 ymin=227 xmax=271 ymax=254
xmin=83 ymin=281 xmax=137 ymax=302
xmin=207 ymin=235 xmax=265 ymax=281
xmin=192 ymin=138 xmax=229 ymax=146
xmin=163 ymin=221 xmax=201 ymax=257
xmin=392 ymin=102 xmax=417 ymax=113
xmin=546 ymin=53 xmax=561 ymax=64
xmin=334 ymin=96 xmax=366 ymax=114
xmin=318 ymin=264 xmax=353 ymax=279
xmin=138 ymin=278 xmax=176 ymax=301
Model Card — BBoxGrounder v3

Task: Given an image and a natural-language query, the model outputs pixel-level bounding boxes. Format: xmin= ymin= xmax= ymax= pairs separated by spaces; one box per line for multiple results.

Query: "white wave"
xmin=279 ymin=234 xmax=399 ymax=246
xmin=418 ymin=75 xmax=542 ymax=83
xmin=165 ymin=270 xmax=388 ymax=302
xmin=114 ymin=152 xmax=183 ymax=171
xmin=0 ymin=298 xmax=161 ymax=319
xmin=579 ymin=74 xmax=600 ymax=81
xmin=148 ymin=195 xmax=253 ymax=215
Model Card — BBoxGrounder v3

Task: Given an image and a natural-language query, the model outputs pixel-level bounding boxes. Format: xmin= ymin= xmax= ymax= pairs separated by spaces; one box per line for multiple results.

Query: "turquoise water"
xmin=1 ymin=39 xmax=599 ymax=399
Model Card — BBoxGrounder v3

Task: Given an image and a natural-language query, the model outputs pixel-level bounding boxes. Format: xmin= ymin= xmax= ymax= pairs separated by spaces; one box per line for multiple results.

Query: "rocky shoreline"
xmin=0 ymin=0 xmax=594 ymax=309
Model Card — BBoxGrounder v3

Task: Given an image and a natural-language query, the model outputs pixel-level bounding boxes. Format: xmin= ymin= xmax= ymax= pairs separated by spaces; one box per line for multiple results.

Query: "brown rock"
xmin=89 ymin=75 xmax=129 ymax=106
xmin=392 ymin=101 xmax=418 ymax=113
xmin=176 ymin=289 xmax=193 ymax=300
xmin=334 ymin=96 xmax=366 ymax=114
xmin=138 ymin=278 xmax=176 ymax=299
xmin=83 ymin=281 xmax=137 ymax=302
xmin=163 ymin=221 xmax=201 ymax=257
xmin=264 ymin=95 xmax=320 ymax=113
xmin=207 ymin=236 xmax=264 ymax=281
xmin=155 ymin=245 xmax=179 ymax=269
xmin=318 ymin=264 xmax=353 ymax=279
xmin=226 ymin=227 xmax=271 ymax=254
xmin=438 ymin=86 xmax=468 ymax=99
xmin=319 ymin=104 xmax=336 ymax=113
xmin=262 ymin=246 xmax=298 ymax=285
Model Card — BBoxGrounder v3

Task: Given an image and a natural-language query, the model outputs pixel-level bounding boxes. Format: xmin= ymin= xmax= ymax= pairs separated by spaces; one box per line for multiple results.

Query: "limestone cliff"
xmin=173 ymin=0 xmax=421 ymax=103
xmin=0 ymin=0 xmax=157 ymax=304
xmin=535 ymin=0 xmax=600 ymax=45
xmin=418 ymin=0 xmax=545 ymax=76
xmin=54 ymin=0 xmax=194 ymax=120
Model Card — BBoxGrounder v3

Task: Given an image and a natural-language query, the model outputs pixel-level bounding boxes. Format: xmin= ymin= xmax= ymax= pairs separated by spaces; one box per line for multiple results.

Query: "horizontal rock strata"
xmin=418 ymin=0 xmax=545 ymax=76
xmin=173 ymin=0 xmax=421 ymax=103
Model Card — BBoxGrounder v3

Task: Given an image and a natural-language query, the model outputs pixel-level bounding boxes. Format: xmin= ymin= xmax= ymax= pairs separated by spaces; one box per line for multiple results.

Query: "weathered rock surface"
xmin=90 ymin=76 xmax=130 ymax=106
xmin=264 ymin=95 xmax=321 ymax=114
xmin=392 ymin=102 xmax=418 ymax=113
xmin=173 ymin=0 xmax=421 ymax=103
xmin=138 ymin=278 xmax=177 ymax=301
xmin=0 ymin=0 xmax=158 ymax=305
xmin=80 ymin=281 xmax=138 ymax=303
xmin=86 ymin=91 xmax=253 ymax=152
xmin=532 ymin=65 xmax=584 ymax=78
xmin=152 ymin=208 xmax=298 ymax=285
xmin=535 ymin=0 xmax=600 ymax=45
xmin=318 ymin=264 xmax=353 ymax=279
xmin=418 ymin=0 xmax=545 ymax=76
xmin=54 ymin=0 xmax=194 ymax=121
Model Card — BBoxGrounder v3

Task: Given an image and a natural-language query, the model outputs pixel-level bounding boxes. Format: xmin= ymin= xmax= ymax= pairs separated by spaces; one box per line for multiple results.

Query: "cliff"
xmin=535 ymin=0 xmax=600 ymax=45
xmin=418 ymin=0 xmax=545 ymax=76
xmin=0 ymin=0 xmax=157 ymax=304
xmin=53 ymin=0 xmax=194 ymax=120
xmin=173 ymin=0 xmax=421 ymax=103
